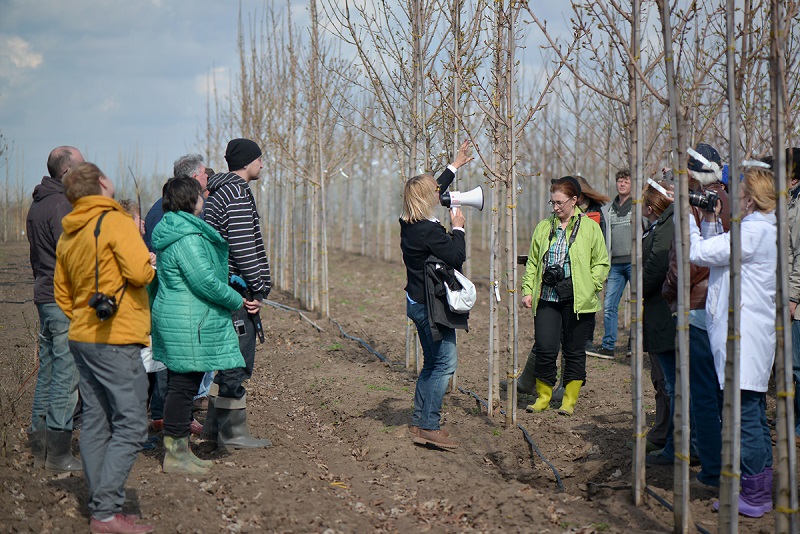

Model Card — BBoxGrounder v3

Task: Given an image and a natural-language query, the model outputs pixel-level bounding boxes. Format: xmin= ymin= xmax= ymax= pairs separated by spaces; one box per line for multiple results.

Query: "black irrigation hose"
xmin=457 ymin=386 xmax=565 ymax=493
xmin=329 ymin=318 xmax=404 ymax=366
xmin=644 ymin=486 xmax=712 ymax=534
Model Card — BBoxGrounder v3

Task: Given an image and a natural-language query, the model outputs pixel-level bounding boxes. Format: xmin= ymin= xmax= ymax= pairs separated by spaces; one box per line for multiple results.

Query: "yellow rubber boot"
xmin=526 ymin=379 xmax=553 ymax=412
xmin=557 ymin=380 xmax=582 ymax=416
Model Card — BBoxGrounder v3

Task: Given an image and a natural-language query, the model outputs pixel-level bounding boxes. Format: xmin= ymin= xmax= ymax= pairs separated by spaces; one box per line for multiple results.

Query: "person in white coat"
xmin=688 ymin=167 xmax=776 ymax=518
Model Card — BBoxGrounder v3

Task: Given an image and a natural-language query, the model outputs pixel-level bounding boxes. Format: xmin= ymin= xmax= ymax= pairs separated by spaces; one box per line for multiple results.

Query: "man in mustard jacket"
xmin=54 ymin=162 xmax=155 ymax=534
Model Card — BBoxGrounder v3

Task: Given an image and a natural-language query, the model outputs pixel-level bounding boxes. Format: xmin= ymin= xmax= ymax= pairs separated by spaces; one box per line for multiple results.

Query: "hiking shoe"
xmin=645 ymin=452 xmax=672 ymax=466
xmin=413 ymin=429 xmax=459 ymax=450
xmin=90 ymin=514 xmax=154 ymax=533
xmin=587 ymin=347 xmax=615 ymax=359
xmin=691 ymin=475 xmax=719 ymax=498
xmin=190 ymin=419 xmax=203 ymax=436
xmin=408 ymin=425 xmax=449 ymax=438
xmin=149 ymin=419 xmax=163 ymax=432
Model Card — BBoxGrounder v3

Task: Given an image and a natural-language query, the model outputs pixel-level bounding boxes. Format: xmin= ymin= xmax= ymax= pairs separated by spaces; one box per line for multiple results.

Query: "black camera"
xmin=542 ymin=264 xmax=565 ymax=286
xmin=88 ymin=292 xmax=118 ymax=321
xmin=688 ymin=189 xmax=720 ymax=213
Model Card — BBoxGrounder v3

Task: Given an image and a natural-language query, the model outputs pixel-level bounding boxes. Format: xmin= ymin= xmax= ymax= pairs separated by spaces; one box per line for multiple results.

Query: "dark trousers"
xmin=147 ymin=369 xmax=167 ymax=420
xmin=214 ymin=307 xmax=256 ymax=399
xmin=647 ymin=353 xmax=670 ymax=449
xmin=533 ymin=299 xmax=593 ymax=386
xmin=163 ymin=371 xmax=204 ymax=438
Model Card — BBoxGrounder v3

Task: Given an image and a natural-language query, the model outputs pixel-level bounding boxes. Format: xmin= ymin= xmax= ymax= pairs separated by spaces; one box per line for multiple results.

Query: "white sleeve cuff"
xmin=453 ymin=227 xmax=465 ymax=232
xmin=447 ymin=164 xmax=458 ymax=174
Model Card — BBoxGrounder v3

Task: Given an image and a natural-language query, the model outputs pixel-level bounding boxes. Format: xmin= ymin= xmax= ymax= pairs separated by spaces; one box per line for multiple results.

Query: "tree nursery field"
xmin=0 ymin=241 xmax=777 ymax=533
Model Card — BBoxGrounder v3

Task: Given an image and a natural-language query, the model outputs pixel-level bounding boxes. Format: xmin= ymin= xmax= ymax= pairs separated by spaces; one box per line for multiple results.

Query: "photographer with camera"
xmin=657 ymin=143 xmax=730 ymax=488
xmin=520 ymin=176 xmax=609 ymax=416
xmin=54 ymin=162 xmax=156 ymax=534
xmin=688 ymin=167 xmax=777 ymax=517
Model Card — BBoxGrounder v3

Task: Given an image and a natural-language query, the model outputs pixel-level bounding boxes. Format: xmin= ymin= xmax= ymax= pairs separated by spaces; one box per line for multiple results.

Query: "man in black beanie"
xmin=202 ymin=138 xmax=272 ymax=450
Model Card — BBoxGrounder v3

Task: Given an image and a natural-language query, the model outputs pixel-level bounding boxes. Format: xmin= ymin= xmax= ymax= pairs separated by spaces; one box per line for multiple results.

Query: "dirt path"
xmin=0 ymin=242 xmax=776 ymax=533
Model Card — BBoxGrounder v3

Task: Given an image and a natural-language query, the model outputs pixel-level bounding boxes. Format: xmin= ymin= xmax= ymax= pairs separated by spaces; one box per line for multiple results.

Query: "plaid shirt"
xmin=540 ymin=225 xmax=572 ymax=302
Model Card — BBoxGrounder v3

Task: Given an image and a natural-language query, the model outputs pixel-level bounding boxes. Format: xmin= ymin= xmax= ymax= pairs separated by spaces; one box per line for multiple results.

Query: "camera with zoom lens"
xmin=542 ymin=264 xmax=565 ymax=286
xmin=88 ymin=292 xmax=118 ymax=321
xmin=688 ymin=189 xmax=720 ymax=213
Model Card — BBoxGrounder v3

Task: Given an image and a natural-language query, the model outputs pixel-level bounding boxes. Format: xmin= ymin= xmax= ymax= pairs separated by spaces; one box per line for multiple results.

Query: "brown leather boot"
xmin=413 ymin=429 xmax=459 ymax=450
xmin=407 ymin=425 xmax=449 ymax=438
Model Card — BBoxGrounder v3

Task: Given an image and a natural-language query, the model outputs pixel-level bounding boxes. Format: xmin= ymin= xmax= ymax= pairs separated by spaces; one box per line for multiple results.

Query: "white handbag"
xmin=444 ymin=270 xmax=476 ymax=313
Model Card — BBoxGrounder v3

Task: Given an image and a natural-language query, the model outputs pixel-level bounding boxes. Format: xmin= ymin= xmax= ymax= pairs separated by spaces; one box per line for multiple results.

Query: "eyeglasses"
xmin=548 ymin=198 xmax=574 ymax=208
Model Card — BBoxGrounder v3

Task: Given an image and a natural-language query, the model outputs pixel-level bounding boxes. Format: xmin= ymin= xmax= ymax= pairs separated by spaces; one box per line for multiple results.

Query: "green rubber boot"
xmin=163 ymin=436 xmax=210 ymax=475
xmin=526 ymin=379 xmax=553 ymax=412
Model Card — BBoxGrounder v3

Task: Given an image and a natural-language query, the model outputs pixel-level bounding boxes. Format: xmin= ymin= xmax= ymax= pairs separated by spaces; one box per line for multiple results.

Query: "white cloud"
xmin=98 ymin=98 xmax=117 ymax=112
xmin=2 ymin=36 xmax=43 ymax=69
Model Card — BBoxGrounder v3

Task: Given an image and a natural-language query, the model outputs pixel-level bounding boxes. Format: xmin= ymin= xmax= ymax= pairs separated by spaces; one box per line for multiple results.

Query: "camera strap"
xmin=543 ymin=214 xmax=582 ymax=266
xmin=93 ymin=211 xmax=128 ymax=302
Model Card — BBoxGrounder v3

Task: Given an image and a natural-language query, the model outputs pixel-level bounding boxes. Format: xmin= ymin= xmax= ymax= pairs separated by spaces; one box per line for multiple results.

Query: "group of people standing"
xmin=400 ymin=139 xmax=794 ymax=519
xmin=26 ymin=138 xmax=272 ymax=533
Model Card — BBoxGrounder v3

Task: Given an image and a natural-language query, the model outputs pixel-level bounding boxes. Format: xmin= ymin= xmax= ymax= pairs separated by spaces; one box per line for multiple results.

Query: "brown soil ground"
xmin=0 ymin=240 xmax=779 ymax=533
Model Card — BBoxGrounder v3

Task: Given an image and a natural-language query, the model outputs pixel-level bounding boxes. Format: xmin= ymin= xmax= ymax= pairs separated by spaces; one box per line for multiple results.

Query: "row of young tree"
xmin=201 ymin=0 xmax=800 ymax=531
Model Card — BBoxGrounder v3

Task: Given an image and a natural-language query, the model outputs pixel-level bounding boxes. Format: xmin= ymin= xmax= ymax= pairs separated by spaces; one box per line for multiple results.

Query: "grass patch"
xmin=327 ymin=342 xmax=344 ymax=352
xmin=366 ymin=384 xmax=392 ymax=391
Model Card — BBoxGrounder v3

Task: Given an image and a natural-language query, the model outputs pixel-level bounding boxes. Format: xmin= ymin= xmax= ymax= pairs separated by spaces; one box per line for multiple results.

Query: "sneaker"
xmin=626 ymin=440 xmax=663 ymax=453
xmin=587 ymin=347 xmax=615 ymax=359
xmin=190 ymin=419 xmax=203 ymax=436
xmin=690 ymin=475 xmax=719 ymax=497
xmin=645 ymin=452 xmax=672 ymax=466
xmin=149 ymin=419 xmax=163 ymax=432
xmin=90 ymin=513 xmax=154 ymax=533
xmin=413 ymin=429 xmax=459 ymax=450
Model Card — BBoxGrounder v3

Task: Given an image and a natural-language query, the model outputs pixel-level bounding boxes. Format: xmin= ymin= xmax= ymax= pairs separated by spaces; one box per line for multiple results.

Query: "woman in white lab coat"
xmin=689 ymin=167 xmax=776 ymax=518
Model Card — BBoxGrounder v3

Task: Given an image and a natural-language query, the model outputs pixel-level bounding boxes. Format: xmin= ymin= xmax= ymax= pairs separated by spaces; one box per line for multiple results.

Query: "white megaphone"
xmin=440 ymin=186 xmax=484 ymax=211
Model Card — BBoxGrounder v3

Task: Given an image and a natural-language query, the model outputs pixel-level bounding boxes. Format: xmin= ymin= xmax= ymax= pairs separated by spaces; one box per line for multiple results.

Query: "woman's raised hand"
xmin=450 ymin=207 xmax=466 ymax=229
xmin=452 ymin=139 xmax=474 ymax=169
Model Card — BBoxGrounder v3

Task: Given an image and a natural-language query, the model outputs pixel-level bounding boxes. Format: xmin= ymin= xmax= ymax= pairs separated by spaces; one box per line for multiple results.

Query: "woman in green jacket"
xmin=520 ymin=176 xmax=609 ymax=415
xmin=151 ymin=177 xmax=245 ymax=475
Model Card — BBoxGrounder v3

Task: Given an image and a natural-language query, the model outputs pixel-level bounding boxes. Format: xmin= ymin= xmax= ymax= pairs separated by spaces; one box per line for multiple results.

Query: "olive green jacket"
xmin=521 ymin=207 xmax=610 ymax=316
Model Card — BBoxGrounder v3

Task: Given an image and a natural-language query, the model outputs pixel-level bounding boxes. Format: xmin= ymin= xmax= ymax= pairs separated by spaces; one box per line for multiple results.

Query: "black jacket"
xmin=424 ymin=255 xmax=469 ymax=341
xmin=399 ymin=167 xmax=465 ymax=303
xmin=642 ymin=203 xmax=675 ymax=353
xmin=27 ymin=175 xmax=72 ymax=304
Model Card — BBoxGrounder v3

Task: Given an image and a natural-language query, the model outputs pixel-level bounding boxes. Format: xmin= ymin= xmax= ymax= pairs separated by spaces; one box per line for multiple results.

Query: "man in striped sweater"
xmin=202 ymin=138 xmax=272 ymax=450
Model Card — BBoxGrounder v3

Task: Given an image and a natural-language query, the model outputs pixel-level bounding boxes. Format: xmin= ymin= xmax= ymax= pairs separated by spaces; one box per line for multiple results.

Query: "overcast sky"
xmin=1 ymin=0 xmax=572 ymax=193
xmin=0 ymin=0 xmax=313 ymax=191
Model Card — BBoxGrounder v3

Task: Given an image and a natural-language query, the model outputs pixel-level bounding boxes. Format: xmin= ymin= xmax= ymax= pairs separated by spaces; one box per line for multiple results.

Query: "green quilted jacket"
xmin=150 ymin=211 xmax=244 ymax=373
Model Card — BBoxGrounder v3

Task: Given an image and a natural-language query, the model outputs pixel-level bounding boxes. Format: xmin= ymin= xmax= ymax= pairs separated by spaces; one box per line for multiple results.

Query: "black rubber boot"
xmin=28 ymin=430 xmax=46 ymax=468
xmin=44 ymin=430 xmax=82 ymax=473
xmin=516 ymin=347 xmax=538 ymax=394
xmin=217 ymin=408 xmax=272 ymax=449
xmin=200 ymin=397 xmax=218 ymax=442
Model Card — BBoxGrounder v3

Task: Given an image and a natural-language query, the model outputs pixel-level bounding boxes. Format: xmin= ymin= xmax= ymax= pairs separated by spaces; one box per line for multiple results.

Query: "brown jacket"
xmin=662 ymin=182 xmax=730 ymax=311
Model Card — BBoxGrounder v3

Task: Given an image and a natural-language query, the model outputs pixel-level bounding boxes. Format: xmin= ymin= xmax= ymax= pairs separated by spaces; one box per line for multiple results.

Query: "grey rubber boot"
xmin=200 ymin=396 xmax=218 ymax=442
xmin=217 ymin=408 xmax=272 ymax=449
xmin=28 ymin=430 xmax=46 ymax=468
xmin=516 ymin=348 xmax=538 ymax=394
xmin=44 ymin=430 xmax=82 ymax=473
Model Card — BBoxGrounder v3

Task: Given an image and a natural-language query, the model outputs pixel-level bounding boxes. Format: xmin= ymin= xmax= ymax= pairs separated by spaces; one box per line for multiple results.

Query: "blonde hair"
xmin=401 ymin=174 xmax=438 ymax=223
xmin=643 ymin=179 xmax=673 ymax=217
xmin=62 ymin=162 xmax=103 ymax=204
xmin=742 ymin=167 xmax=777 ymax=213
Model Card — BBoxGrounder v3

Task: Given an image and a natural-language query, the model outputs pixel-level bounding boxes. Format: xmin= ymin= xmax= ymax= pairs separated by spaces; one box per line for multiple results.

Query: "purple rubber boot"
xmin=712 ymin=469 xmax=773 ymax=518
xmin=738 ymin=470 xmax=773 ymax=518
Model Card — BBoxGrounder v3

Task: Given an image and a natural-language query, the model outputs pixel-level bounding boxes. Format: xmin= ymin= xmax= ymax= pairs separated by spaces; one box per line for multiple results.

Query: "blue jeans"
xmin=407 ymin=300 xmax=457 ymax=430
xmin=194 ymin=371 xmax=215 ymax=400
xmin=656 ymin=350 xmax=699 ymax=461
xmin=689 ymin=325 xmax=723 ymax=485
xmin=602 ymin=263 xmax=631 ymax=350
xmin=655 ymin=351 xmax=676 ymax=457
xmin=792 ymin=320 xmax=800 ymax=437
xmin=740 ymin=390 xmax=772 ymax=476
xmin=30 ymin=303 xmax=79 ymax=432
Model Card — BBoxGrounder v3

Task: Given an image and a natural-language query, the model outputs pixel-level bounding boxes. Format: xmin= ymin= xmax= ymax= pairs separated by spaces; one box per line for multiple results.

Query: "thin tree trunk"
xmin=657 ymin=2 xmax=692 ymax=531
xmin=770 ymin=1 xmax=799 ymax=531
xmin=630 ymin=0 xmax=646 ymax=506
